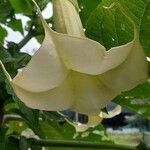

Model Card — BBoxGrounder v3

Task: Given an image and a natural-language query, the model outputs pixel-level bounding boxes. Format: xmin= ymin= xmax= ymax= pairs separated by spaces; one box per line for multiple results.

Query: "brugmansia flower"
xmin=0 ymin=0 xmax=148 ymax=115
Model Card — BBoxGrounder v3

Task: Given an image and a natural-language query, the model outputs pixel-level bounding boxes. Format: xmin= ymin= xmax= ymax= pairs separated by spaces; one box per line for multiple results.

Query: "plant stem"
xmin=18 ymin=32 xmax=33 ymax=49
xmin=28 ymin=138 xmax=138 ymax=150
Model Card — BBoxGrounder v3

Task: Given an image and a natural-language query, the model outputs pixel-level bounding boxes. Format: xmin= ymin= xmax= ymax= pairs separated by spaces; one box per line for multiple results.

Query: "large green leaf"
xmin=119 ymin=0 xmax=149 ymax=25
xmin=85 ymin=0 xmax=133 ymax=50
xmin=140 ymin=0 xmax=150 ymax=57
xmin=78 ymin=0 xmax=101 ymax=27
xmin=117 ymin=0 xmax=150 ymax=56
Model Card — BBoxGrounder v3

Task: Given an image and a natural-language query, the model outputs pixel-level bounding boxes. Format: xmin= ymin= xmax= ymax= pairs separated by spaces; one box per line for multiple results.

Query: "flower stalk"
xmin=28 ymin=138 xmax=138 ymax=150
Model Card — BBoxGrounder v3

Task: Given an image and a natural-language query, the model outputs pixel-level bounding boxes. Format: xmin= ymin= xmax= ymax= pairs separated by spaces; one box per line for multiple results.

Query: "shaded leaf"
xmin=114 ymin=82 xmax=150 ymax=119
xmin=0 ymin=0 xmax=12 ymax=22
xmin=0 ymin=26 xmax=7 ymax=44
xmin=14 ymin=53 xmax=31 ymax=69
xmin=0 ymin=126 xmax=8 ymax=150
xmin=6 ymin=136 xmax=20 ymax=150
xmin=0 ymin=49 xmax=14 ymax=63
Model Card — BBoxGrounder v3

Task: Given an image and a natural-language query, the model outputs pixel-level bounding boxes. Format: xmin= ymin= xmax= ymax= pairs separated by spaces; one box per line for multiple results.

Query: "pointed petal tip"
xmin=100 ymin=105 xmax=122 ymax=119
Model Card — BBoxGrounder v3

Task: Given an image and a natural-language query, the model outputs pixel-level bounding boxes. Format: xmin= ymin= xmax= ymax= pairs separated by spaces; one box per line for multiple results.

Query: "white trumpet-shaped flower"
xmin=0 ymin=0 xmax=148 ymax=115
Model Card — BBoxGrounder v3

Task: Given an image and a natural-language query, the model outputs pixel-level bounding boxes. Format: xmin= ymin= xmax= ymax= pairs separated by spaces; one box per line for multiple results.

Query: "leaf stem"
xmin=28 ymin=138 xmax=138 ymax=150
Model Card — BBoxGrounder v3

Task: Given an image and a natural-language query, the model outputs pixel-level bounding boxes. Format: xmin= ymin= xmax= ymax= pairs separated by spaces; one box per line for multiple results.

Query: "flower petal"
xmin=12 ymin=75 xmax=73 ymax=110
xmin=70 ymin=72 xmax=119 ymax=115
xmin=99 ymin=105 xmax=122 ymax=118
xmin=12 ymin=71 xmax=119 ymax=115
xmin=12 ymin=3 xmax=69 ymax=92
xmin=12 ymin=36 xmax=68 ymax=92
xmin=100 ymin=39 xmax=148 ymax=91
xmin=55 ymin=34 xmax=134 ymax=75
xmin=32 ymin=0 xmax=133 ymax=76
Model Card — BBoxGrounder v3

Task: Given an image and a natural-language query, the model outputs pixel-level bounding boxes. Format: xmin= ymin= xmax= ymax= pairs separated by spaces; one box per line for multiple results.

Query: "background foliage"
xmin=0 ymin=0 xmax=150 ymax=149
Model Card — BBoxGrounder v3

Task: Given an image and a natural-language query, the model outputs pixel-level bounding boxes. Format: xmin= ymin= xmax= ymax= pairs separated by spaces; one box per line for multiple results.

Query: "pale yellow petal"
xmin=12 ymin=75 xmax=73 ymax=110
xmin=12 ymin=2 xmax=69 ymax=92
xmin=33 ymin=0 xmax=133 ymax=76
xmin=13 ymin=37 xmax=68 ymax=92
xmin=12 ymin=70 xmax=119 ymax=115
xmin=75 ymin=106 xmax=121 ymax=132
xmin=100 ymin=39 xmax=148 ymax=91
xmin=11 ymin=0 xmax=147 ymax=116
xmin=99 ymin=105 xmax=121 ymax=118
xmin=54 ymin=35 xmax=105 ymax=74
xmin=52 ymin=31 xmax=134 ymax=75
xmin=87 ymin=115 xmax=103 ymax=126
xmin=70 ymin=72 xmax=119 ymax=115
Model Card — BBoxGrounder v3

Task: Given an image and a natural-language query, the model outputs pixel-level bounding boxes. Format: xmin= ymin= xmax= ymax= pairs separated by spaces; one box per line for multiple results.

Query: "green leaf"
xmin=85 ymin=1 xmax=133 ymax=49
xmin=0 ymin=25 xmax=7 ymax=44
xmin=0 ymin=127 xmax=20 ymax=150
xmin=8 ymin=18 xmax=24 ymax=35
xmin=40 ymin=115 xmax=75 ymax=140
xmin=117 ymin=0 xmax=150 ymax=56
xmin=9 ymin=0 xmax=32 ymax=14
xmin=6 ymin=136 xmax=20 ymax=150
xmin=0 ymin=0 xmax=12 ymax=22
xmin=14 ymin=53 xmax=31 ymax=69
xmin=0 ymin=82 xmax=10 ymax=101
xmin=78 ymin=0 xmax=101 ymax=27
xmin=119 ymin=0 xmax=149 ymax=25
xmin=0 ymin=126 xmax=8 ymax=150
xmin=0 ymin=49 xmax=14 ymax=63
xmin=114 ymin=82 xmax=150 ymax=119
xmin=75 ymin=124 xmax=110 ymax=142
xmin=140 ymin=0 xmax=150 ymax=57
